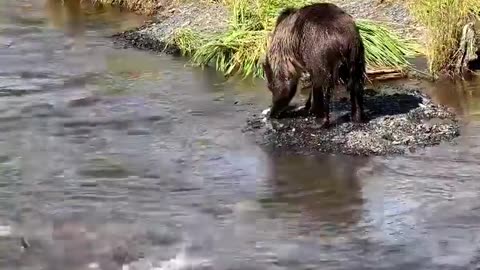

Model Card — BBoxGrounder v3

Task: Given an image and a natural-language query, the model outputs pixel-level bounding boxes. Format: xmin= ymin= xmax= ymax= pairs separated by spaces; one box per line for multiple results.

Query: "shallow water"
xmin=1 ymin=1 xmax=480 ymax=269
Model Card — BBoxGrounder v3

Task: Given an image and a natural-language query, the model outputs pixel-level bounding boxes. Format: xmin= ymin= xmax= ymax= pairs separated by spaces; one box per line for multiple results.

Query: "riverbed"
xmin=1 ymin=1 xmax=480 ymax=270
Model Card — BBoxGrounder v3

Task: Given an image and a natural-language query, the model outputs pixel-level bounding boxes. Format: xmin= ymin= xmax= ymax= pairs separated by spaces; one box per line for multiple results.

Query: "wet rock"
xmin=243 ymin=87 xmax=461 ymax=156
xmin=68 ymin=95 xmax=101 ymax=107
xmin=112 ymin=27 xmax=178 ymax=55
xmin=21 ymin=236 xmax=30 ymax=249
xmin=77 ymin=157 xmax=130 ymax=178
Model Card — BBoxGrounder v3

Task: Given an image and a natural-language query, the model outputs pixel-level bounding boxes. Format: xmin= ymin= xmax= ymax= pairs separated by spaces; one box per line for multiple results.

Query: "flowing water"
xmin=1 ymin=1 xmax=480 ymax=269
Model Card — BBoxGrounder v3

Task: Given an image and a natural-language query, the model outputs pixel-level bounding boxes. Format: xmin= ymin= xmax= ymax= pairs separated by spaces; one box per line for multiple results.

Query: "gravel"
xmin=329 ymin=0 xmax=426 ymax=41
xmin=242 ymin=86 xmax=460 ymax=156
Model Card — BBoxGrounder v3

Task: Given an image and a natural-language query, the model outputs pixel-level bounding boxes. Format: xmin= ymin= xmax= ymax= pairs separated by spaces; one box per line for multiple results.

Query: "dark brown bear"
xmin=263 ymin=3 xmax=366 ymax=126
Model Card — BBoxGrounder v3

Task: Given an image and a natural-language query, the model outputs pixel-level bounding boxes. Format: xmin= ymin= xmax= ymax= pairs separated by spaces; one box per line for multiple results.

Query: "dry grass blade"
xmin=407 ymin=0 xmax=480 ymax=75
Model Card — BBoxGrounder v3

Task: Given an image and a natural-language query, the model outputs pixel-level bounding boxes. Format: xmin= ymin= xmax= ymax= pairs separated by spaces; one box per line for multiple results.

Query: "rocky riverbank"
xmin=111 ymin=0 xmax=425 ymax=54
xmin=242 ymin=86 xmax=460 ymax=156
xmin=112 ymin=1 xmax=229 ymax=54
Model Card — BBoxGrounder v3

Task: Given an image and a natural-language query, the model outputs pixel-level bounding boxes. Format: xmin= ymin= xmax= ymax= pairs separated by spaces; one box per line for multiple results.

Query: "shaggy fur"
xmin=263 ymin=3 xmax=366 ymax=126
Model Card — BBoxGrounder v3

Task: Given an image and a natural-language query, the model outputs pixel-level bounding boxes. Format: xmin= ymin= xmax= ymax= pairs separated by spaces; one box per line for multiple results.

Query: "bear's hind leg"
xmin=347 ymin=72 xmax=365 ymax=123
xmin=310 ymin=77 xmax=332 ymax=127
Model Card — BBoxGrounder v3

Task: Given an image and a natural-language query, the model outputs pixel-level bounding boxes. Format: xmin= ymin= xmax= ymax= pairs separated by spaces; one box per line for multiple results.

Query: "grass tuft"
xmin=357 ymin=19 xmax=421 ymax=70
xmin=168 ymin=28 xmax=206 ymax=56
xmin=191 ymin=29 xmax=269 ymax=78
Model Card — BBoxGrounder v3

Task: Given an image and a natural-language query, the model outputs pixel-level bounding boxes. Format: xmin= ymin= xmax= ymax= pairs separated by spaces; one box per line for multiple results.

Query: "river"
xmin=1 ymin=1 xmax=480 ymax=270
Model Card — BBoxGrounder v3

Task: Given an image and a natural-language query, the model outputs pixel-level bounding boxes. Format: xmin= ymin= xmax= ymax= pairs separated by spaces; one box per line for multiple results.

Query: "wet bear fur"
xmin=263 ymin=2 xmax=366 ymax=126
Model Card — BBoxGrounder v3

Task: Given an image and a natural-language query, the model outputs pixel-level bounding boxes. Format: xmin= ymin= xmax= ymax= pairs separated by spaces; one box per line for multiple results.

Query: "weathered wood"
xmin=367 ymin=72 xmax=405 ymax=81
xmin=366 ymin=68 xmax=406 ymax=81
xmin=454 ymin=11 xmax=480 ymax=76
xmin=455 ymin=21 xmax=477 ymax=74
xmin=366 ymin=68 xmax=402 ymax=75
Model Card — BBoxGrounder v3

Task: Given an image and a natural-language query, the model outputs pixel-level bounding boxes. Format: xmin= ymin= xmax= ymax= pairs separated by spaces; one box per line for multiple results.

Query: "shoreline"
xmin=110 ymin=0 xmax=428 ymax=81
xmin=111 ymin=1 xmax=228 ymax=51
xmin=105 ymin=1 xmax=464 ymax=156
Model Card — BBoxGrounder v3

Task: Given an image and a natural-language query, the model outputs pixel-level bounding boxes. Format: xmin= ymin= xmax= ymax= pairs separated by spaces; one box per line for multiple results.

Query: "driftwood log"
xmin=455 ymin=16 xmax=480 ymax=75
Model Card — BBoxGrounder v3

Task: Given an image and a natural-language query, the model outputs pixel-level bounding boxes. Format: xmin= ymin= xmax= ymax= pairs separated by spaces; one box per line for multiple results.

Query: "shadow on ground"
xmin=243 ymin=86 xmax=460 ymax=156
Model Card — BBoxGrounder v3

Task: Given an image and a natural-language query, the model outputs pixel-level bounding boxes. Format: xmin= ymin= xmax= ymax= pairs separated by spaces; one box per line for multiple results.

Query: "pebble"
xmin=243 ymin=87 xmax=461 ymax=156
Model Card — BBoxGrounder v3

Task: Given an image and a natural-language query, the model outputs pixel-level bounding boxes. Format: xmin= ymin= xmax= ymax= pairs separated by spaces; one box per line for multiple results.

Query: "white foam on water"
xmin=154 ymin=251 xmax=211 ymax=270
xmin=261 ymin=108 xmax=271 ymax=116
xmin=261 ymin=108 xmax=270 ymax=124
xmin=0 ymin=225 xmax=12 ymax=237
xmin=88 ymin=262 xmax=100 ymax=269
xmin=124 ymin=249 xmax=211 ymax=270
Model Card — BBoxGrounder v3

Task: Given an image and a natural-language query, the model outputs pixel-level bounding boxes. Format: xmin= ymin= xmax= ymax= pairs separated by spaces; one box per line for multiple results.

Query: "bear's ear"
xmin=276 ymin=7 xmax=297 ymax=26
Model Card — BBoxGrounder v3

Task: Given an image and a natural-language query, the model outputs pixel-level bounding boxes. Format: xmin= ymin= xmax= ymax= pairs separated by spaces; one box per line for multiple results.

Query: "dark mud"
xmin=111 ymin=2 xmax=228 ymax=56
xmin=111 ymin=24 xmax=180 ymax=55
xmin=243 ymin=86 xmax=461 ymax=156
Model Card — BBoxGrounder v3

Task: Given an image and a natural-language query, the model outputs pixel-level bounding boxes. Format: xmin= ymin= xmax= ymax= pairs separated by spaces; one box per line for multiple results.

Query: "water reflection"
xmin=45 ymin=0 xmax=84 ymax=36
xmin=42 ymin=0 xmax=146 ymax=37
xmin=424 ymin=76 xmax=480 ymax=120
xmin=259 ymin=153 xmax=368 ymax=237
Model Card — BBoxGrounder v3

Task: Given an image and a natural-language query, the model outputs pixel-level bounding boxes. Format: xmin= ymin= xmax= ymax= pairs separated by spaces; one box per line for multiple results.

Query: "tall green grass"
xmin=167 ymin=28 xmax=206 ymax=56
xmin=407 ymin=0 xmax=480 ymax=75
xmin=191 ymin=29 xmax=269 ymax=78
xmin=169 ymin=0 xmax=420 ymax=79
xmin=357 ymin=20 xmax=422 ymax=70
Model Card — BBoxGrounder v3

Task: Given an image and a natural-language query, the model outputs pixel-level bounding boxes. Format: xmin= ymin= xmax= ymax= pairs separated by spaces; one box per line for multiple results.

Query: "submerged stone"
xmin=243 ymin=87 xmax=461 ymax=156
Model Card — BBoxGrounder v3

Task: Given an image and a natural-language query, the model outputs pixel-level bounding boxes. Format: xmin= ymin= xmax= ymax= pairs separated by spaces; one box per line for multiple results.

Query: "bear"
xmin=263 ymin=2 xmax=366 ymax=127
